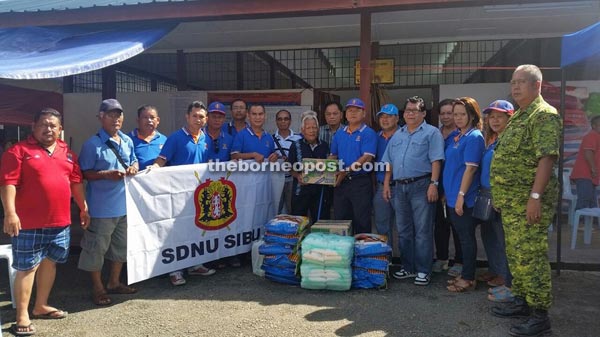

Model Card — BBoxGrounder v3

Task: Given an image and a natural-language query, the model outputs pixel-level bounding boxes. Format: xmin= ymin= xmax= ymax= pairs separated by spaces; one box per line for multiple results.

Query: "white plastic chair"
xmin=571 ymin=207 xmax=600 ymax=249
xmin=0 ymin=244 xmax=16 ymax=308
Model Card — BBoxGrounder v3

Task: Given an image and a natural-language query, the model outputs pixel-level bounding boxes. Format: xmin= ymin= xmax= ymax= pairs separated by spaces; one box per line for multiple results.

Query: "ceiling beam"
xmin=0 ymin=0 xmax=587 ymax=28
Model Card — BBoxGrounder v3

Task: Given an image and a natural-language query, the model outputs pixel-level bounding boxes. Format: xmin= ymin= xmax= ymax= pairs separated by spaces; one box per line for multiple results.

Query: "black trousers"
xmin=333 ymin=175 xmax=373 ymax=234
xmin=291 ymin=186 xmax=330 ymax=222
xmin=434 ymin=198 xmax=463 ymax=263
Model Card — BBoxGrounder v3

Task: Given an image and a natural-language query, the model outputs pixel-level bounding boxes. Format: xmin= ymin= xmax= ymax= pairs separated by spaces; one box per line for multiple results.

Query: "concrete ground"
xmin=1 ymin=256 xmax=599 ymax=337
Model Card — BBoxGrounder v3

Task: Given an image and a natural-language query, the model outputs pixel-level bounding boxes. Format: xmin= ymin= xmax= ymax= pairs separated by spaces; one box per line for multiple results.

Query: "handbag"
xmin=472 ymin=188 xmax=493 ymax=221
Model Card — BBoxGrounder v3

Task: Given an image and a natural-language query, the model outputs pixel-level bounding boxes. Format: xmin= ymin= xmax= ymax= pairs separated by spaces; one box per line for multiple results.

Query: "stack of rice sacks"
xmin=352 ymin=233 xmax=392 ymax=289
xmin=258 ymin=215 xmax=309 ymax=285
xmin=300 ymin=233 xmax=355 ymax=291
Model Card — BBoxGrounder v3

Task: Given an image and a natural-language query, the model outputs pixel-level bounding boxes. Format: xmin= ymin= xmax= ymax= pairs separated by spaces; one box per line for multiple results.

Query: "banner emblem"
xmin=193 ymin=175 xmax=237 ymax=232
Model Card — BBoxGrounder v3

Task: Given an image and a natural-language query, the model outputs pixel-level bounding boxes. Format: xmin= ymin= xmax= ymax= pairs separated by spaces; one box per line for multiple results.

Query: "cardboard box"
xmin=310 ymin=220 xmax=352 ymax=236
xmin=301 ymin=158 xmax=338 ymax=186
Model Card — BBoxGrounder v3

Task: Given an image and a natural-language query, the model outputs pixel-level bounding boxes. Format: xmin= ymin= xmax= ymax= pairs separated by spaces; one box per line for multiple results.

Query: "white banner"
xmin=125 ymin=162 xmax=284 ymax=284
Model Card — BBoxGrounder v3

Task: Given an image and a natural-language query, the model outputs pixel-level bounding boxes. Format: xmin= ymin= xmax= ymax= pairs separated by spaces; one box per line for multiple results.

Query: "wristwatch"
xmin=458 ymin=191 xmax=465 ymax=196
xmin=530 ymin=192 xmax=541 ymax=200
xmin=430 ymin=180 xmax=439 ymax=186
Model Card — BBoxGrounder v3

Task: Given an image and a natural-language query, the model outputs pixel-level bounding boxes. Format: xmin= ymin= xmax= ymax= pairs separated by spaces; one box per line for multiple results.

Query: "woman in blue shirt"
xmin=478 ymin=100 xmax=514 ymax=302
xmin=444 ymin=97 xmax=485 ymax=292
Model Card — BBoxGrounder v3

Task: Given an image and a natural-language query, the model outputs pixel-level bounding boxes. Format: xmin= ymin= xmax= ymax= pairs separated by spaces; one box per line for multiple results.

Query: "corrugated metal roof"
xmin=0 ymin=0 xmax=188 ymax=14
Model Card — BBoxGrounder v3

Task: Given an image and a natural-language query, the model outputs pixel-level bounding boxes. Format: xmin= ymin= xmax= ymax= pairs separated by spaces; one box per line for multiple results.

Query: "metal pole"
xmin=359 ymin=11 xmax=372 ymax=123
xmin=556 ymin=68 xmax=567 ymax=276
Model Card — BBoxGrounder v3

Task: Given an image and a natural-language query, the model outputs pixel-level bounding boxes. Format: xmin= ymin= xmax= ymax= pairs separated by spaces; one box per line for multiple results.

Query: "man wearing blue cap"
xmin=329 ymin=98 xmax=377 ymax=233
xmin=382 ymin=96 xmax=445 ymax=286
xmin=373 ymin=104 xmax=400 ymax=247
xmin=205 ymin=101 xmax=234 ymax=162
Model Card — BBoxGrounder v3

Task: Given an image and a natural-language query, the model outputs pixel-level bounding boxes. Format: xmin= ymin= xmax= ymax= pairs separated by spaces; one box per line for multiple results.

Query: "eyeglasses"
xmin=404 ymin=109 xmax=421 ymax=114
xmin=276 ymin=117 xmax=291 ymax=121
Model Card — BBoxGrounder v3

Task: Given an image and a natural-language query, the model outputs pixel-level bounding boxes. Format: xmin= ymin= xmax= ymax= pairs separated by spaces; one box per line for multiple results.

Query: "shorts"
xmin=78 ymin=216 xmax=127 ymax=272
xmin=11 ymin=226 xmax=70 ymax=271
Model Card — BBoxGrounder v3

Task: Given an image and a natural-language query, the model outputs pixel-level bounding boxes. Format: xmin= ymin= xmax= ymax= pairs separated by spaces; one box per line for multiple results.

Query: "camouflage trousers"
xmin=502 ymin=200 xmax=554 ymax=310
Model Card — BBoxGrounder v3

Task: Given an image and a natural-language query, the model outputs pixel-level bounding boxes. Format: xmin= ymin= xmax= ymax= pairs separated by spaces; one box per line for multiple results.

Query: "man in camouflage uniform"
xmin=490 ymin=64 xmax=561 ymax=336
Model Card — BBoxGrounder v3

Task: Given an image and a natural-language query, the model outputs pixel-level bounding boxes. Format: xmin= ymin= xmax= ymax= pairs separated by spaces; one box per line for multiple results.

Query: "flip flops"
xmin=92 ymin=291 xmax=112 ymax=306
xmin=447 ymin=279 xmax=477 ymax=292
xmin=11 ymin=323 xmax=36 ymax=336
xmin=487 ymin=285 xmax=515 ymax=302
xmin=106 ymin=284 xmax=138 ymax=295
xmin=31 ymin=310 xmax=68 ymax=319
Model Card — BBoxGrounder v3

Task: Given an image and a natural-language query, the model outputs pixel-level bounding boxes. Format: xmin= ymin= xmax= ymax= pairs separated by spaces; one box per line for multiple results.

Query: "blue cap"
xmin=346 ymin=98 xmax=366 ymax=110
xmin=99 ymin=98 xmax=123 ymax=113
xmin=483 ymin=100 xmax=514 ymax=116
xmin=376 ymin=103 xmax=399 ymax=116
xmin=208 ymin=101 xmax=226 ymax=114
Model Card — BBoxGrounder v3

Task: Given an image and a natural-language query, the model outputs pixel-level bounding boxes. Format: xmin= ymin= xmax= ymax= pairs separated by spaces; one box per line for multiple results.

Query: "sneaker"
xmin=392 ymin=269 xmax=417 ymax=280
xmin=170 ymin=271 xmax=186 ymax=286
xmin=188 ymin=264 xmax=216 ymax=276
xmin=447 ymin=264 xmax=463 ymax=277
xmin=432 ymin=260 xmax=449 ymax=273
xmin=414 ymin=273 xmax=430 ymax=286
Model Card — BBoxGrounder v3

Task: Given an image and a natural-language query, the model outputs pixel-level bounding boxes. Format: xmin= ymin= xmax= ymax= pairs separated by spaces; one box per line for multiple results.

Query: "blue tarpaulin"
xmin=0 ymin=22 xmax=176 ymax=79
xmin=561 ymin=21 xmax=600 ymax=68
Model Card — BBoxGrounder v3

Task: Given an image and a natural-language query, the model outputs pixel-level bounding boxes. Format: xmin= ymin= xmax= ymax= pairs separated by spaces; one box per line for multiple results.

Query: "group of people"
xmin=377 ymin=64 xmax=560 ymax=337
xmin=1 ymin=63 xmax=560 ymax=337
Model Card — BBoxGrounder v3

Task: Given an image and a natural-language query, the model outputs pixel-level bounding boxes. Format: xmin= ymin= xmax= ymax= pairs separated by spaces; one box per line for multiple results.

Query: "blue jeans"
xmin=449 ymin=207 xmax=477 ymax=281
xmin=391 ymin=178 xmax=434 ymax=274
xmin=480 ymin=211 xmax=512 ymax=287
xmin=373 ymin=183 xmax=395 ymax=248
xmin=575 ymin=178 xmax=598 ymax=210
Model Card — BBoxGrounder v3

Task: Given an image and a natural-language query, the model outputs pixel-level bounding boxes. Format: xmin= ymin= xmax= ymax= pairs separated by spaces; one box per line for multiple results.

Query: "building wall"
xmin=63 ymin=89 xmax=313 ymax=154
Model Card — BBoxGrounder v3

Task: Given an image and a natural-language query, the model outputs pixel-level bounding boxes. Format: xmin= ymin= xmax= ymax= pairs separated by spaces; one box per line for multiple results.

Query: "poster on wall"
xmin=541 ymin=82 xmax=599 ymax=168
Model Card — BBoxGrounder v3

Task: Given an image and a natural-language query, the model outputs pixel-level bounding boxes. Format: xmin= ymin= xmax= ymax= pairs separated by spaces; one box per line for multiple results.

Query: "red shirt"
xmin=571 ymin=129 xmax=600 ymax=185
xmin=0 ymin=136 xmax=82 ymax=229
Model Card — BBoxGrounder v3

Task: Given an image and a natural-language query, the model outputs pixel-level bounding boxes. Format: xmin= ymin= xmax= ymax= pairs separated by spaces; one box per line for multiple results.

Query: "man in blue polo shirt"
xmin=373 ymin=104 xmax=400 ymax=247
xmin=150 ymin=100 xmax=216 ymax=286
xmin=78 ymin=98 xmax=139 ymax=306
xmin=152 ymin=101 xmax=208 ymax=167
xmin=329 ymin=98 xmax=377 ymax=234
xmin=128 ymin=105 xmax=167 ymax=170
xmin=382 ymin=96 xmax=445 ymax=286
xmin=231 ymin=104 xmax=278 ymax=163
xmin=205 ymin=101 xmax=233 ymax=162
xmin=222 ymin=98 xmax=249 ymax=138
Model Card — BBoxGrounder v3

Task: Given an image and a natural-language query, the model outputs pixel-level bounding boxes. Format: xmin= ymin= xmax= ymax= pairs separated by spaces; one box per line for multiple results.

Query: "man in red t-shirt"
xmin=1 ymin=108 xmax=90 ymax=336
xmin=571 ymin=116 xmax=600 ymax=210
